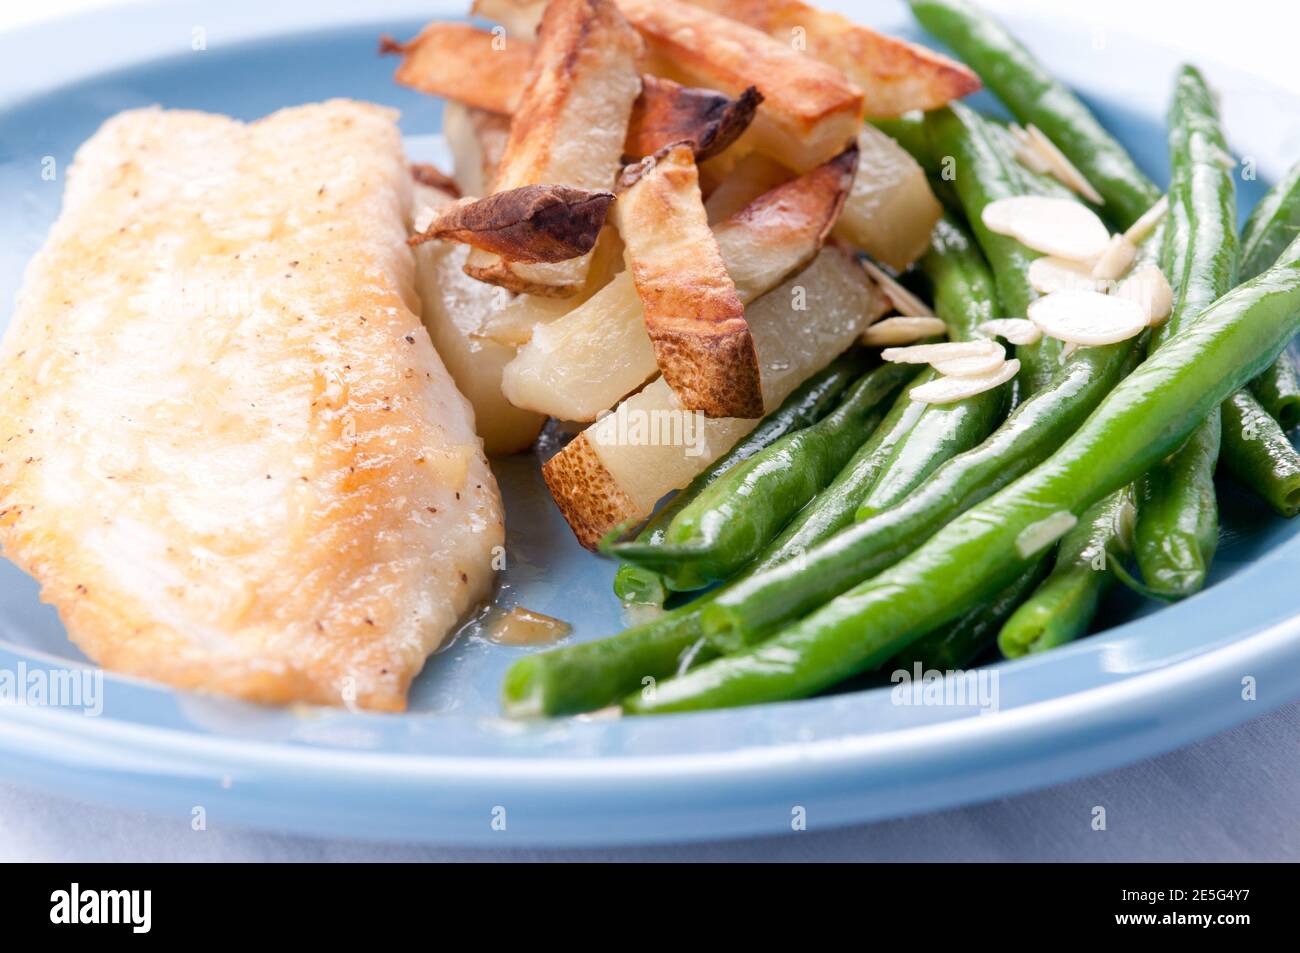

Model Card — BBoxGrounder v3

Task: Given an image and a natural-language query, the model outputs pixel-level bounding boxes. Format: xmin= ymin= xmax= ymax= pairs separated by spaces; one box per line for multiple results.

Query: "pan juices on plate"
xmin=0 ymin=100 xmax=503 ymax=711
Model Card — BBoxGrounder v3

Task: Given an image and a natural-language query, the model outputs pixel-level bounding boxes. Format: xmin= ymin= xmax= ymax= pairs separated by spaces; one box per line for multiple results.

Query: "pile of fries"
xmin=388 ymin=0 xmax=980 ymax=547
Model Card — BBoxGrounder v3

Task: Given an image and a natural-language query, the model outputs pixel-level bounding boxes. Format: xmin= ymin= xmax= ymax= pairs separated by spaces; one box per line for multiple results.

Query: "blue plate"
xmin=3 ymin=0 xmax=1300 ymax=846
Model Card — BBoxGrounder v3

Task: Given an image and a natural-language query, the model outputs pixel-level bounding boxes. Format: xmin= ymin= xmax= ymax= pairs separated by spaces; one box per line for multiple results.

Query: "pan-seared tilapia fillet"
xmin=0 ymin=100 xmax=504 ymax=711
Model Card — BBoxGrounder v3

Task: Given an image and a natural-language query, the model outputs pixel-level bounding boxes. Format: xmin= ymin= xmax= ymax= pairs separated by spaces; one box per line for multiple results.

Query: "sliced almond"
xmin=860 ymin=259 xmax=936 ymax=317
xmin=1028 ymin=255 xmax=1106 ymax=295
xmin=1116 ymin=263 xmax=1174 ymax=326
xmin=1028 ymin=290 xmax=1148 ymax=345
xmin=910 ymin=359 xmax=1020 ymax=404
xmin=931 ymin=344 xmax=1007 ymax=377
xmin=1060 ymin=341 xmax=1080 ymax=361
xmin=882 ymin=339 xmax=1002 ymax=366
xmin=1024 ymin=124 xmax=1104 ymax=205
xmin=1090 ymin=234 xmax=1138 ymax=281
xmin=861 ymin=316 xmax=947 ymax=346
xmin=978 ymin=318 xmax=1042 ymax=346
xmin=1009 ymin=123 xmax=1053 ymax=175
xmin=982 ymin=196 xmax=1111 ymax=262
xmin=1123 ymin=195 xmax=1169 ymax=245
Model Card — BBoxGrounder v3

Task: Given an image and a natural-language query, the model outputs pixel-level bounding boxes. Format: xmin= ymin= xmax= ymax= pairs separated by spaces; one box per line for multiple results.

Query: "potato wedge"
xmin=544 ymin=245 xmax=883 ymax=547
xmin=503 ymin=143 xmax=857 ymax=421
xmin=703 ymin=151 xmax=791 ymax=223
xmin=614 ymin=144 xmax=759 ymax=419
xmin=477 ymin=226 xmax=625 ymax=347
xmin=464 ymin=0 xmax=643 ymax=297
xmin=410 ymin=162 xmax=461 ymax=197
xmin=833 ymin=125 xmax=943 ymax=270
xmin=411 ymin=185 xmax=614 ymax=263
xmin=682 ymin=0 xmax=980 ymax=117
xmin=624 ymin=76 xmax=762 ymax=162
xmin=472 ymin=0 xmax=546 ymax=38
xmin=443 ymin=102 xmax=510 ymax=197
xmin=382 ymin=23 xmax=529 ymax=114
xmin=617 ymin=0 xmax=864 ymax=172
xmin=411 ymin=185 xmax=545 ymax=455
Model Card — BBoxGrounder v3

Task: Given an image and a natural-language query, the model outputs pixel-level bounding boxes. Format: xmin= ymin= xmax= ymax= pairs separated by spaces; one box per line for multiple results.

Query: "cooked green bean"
xmin=999 ymin=487 xmax=1136 ymax=657
xmin=909 ymin=0 xmax=1160 ymax=228
xmin=609 ymin=363 xmax=910 ymax=590
xmin=1220 ymin=390 xmax=1300 ymax=517
xmin=703 ymin=339 xmax=1140 ymax=650
xmin=925 ymin=103 xmax=1061 ymax=392
xmin=894 ymin=560 xmax=1048 ymax=671
xmin=1136 ymin=65 xmax=1236 ymax=598
xmin=612 ymin=350 xmax=869 ymax=605
xmin=1241 ymin=158 xmax=1300 ymax=429
xmin=625 ymin=234 xmax=1300 ymax=713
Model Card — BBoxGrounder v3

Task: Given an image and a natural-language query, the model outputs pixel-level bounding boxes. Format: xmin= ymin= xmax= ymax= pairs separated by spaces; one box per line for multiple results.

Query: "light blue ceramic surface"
xmin=2 ymin=1 xmax=1300 ymax=846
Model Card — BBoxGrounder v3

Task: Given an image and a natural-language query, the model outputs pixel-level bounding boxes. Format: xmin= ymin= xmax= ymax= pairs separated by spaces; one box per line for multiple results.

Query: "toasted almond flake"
xmin=910 ymin=358 xmax=1019 ymax=404
xmin=1090 ymin=234 xmax=1138 ymax=280
xmin=1009 ymin=123 xmax=1053 ymax=175
xmin=1122 ymin=195 xmax=1169 ymax=245
xmin=1028 ymin=255 xmax=1106 ymax=295
xmin=861 ymin=316 xmax=948 ymax=346
xmin=1116 ymin=263 xmax=1174 ymax=326
xmin=982 ymin=196 xmax=1111 ymax=261
xmin=1028 ymin=290 xmax=1148 ymax=345
xmin=978 ymin=318 xmax=1043 ymax=346
xmin=882 ymin=339 xmax=1002 ymax=365
xmin=1015 ymin=510 xmax=1078 ymax=558
xmin=1025 ymin=124 xmax=1104 ymax=205
xmin=861 ymin=259 xmax=935 ymax=318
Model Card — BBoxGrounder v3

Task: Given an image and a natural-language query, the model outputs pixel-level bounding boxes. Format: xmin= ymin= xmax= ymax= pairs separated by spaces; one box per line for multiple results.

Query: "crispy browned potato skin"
xmin=617 ymin=0 xmax=864 ymax=171
xmin=681 ymin=0 xmax=981 ymax=117
xmin=410 ymin=185 xmax=614 ymax=262
xmin=381 ymin=25 xmax=531 ymax=114
xmin=623 ymin=77 xmax=762 ymax=162
xmin=616 ymin=143 xmax=761 ymax=419
xmin=542 ymin=432 xmax=642 ymax=550
xmin=410 ymin=162 xmax=461 ymax=197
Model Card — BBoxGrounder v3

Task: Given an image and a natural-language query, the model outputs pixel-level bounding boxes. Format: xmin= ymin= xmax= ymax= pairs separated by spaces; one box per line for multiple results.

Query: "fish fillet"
xmin=0 ymin=101 xmax=504 ymax=711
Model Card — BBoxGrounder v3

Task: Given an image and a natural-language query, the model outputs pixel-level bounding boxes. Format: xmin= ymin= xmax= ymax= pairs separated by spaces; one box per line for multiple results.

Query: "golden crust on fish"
xmin=0 ymin=101 xmax=503 ymax=711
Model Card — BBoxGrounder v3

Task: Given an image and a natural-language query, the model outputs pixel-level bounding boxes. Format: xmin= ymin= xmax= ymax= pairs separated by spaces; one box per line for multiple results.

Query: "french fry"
xmin=543 ymin=245 xmax=884 ymax=548
xmin=477 ymin=226 xmax=625 ymax=347
xmin=624 ymin=76 xmax=762 ymax=162
xmin=443 ymin=102 xmax=510 ymax=198
xmin=502 ymin=144 xmax=857 ymax=421
xmin=381 ymin=24 xmax=528 ymax=114
xmin=464 ymin=0 xmax=644 ymax=297
xmin=682 ymin=0 xmax=980 ymax=117
xmin=410 ymin=162 xmax=461 ymax=197
xmin=410 ymin=185 xmax=545 ymax=455
xmin=833 ymin=125 xmax=943 ymax=270
xmin=410 ymin=185 xmax=614 ymax=263
xmin=615 ymin=144 xmax=760 ymax=419
xmin=393 ymin=27 xmax=761 ymax=167
xmin=703 ymin=151 xmax=791 ymax=223
xmin=472 ymin=0 xmax=546 ymax=38
xmin=616 ymin=0 xmax=864 ymax=172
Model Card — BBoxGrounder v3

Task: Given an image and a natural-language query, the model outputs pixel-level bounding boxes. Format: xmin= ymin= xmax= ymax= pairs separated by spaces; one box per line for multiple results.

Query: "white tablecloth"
xmin=4 ymin=0 xmax=1299 ymax=862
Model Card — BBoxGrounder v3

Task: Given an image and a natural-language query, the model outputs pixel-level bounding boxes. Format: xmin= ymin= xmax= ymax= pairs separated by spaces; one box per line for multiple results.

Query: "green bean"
xmin=1220 ymin=390 xmax=1300 ymax=517
xmin=909 ymin=0 xmax=1160 ymax=228
xmin=894 ymin=560 xmax=1048 ymax=671
xmin=1241 ymin=158 xmax=1300 ymax=429
xmin=998 ymin=487 xmax=1136 ymax=657
xmin=611 ymin=350 xmax=869 ymax=605
xmin=703 ymin=339 xmax=1139 ymax=650
xmin=608 ymin=363 xmax=910 ymax=590
xmin=1136 ymin=65 xmax=1237 ymax=598
xmin=501 ymin=602 xmax=715 ymax=718
xmin=925 ymin=103 xmax=1061 ymax=392
xmin=624 ymin=234 xmax=1300 ymax=713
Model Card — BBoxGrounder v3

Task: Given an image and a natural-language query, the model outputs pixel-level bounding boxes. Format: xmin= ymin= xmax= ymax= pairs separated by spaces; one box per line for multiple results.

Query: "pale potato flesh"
xmin=833 ymin=125 xmax=942 ymax=270
xmin=443 ymin=101 xmax=510 ymax=198
xmin=589 ymin=246 xmax=883 ymax=513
